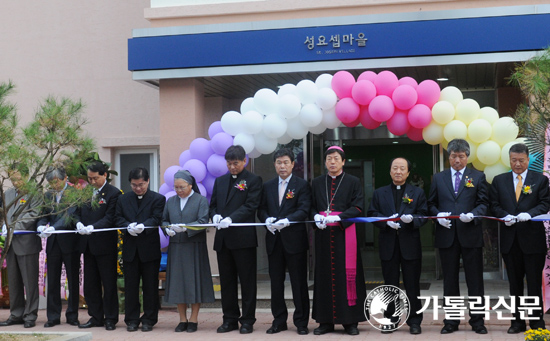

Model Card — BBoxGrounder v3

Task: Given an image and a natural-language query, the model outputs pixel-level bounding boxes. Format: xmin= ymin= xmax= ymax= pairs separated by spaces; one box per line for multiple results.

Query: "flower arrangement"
xmin=522 ymin=184 xmax=533 ymax=195
xmin=464 ymin=176 xmax=474 ymax=187
xmin=235 ymin=180 xmax=247 ymax=191
xmin=402 ymin=193 xmax=413 ymax=204
xmin=525 ymin=328 xmax=550 ymax=340
xmin=286 ymin=189 xmax=295 ymax=199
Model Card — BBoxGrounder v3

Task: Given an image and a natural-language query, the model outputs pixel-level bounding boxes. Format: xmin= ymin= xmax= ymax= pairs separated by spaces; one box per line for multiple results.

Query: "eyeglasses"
xmin=130 ymin=182 xmax=148 ymax=189
xmin=174 ymin=185 xmax=190 ymax=191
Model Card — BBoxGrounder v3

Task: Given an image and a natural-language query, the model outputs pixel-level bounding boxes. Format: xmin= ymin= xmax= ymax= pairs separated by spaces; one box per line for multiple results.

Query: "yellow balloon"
xmin=465 ymin=139 xmax=478 ymax=164
xmin=484 ymin=162 xmax=510 ymax=184
xmin=499 ymin=141 xmax=518 ymax=168
xmin=431 ymin=101 xmax=455 ymax=125
xmin=479 ymin=107 xmax=499 ymax=124
xmin=441 ymin=139 xmax=449 ymax=149
xmin=455 ymin=99 xmax=480 ymax=125
xmin=443 ymin=120 xmax=468 ymax=142
xmin=422 ymin=121 xmax=445 ymax=145
xmin=467 ymin=119 xmax=493 ymax=144
xmin=439 ymin=86 xmax=463 ymax=107
xmin=472 ymin=158 xmax=486 ymax=171
xmin=491 ymin=117 xmax=519 ymax=146
xmin=477 ymin=140 xmax=501 ymax=165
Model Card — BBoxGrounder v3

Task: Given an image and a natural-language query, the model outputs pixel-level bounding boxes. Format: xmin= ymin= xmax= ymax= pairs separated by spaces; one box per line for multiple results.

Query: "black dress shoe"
xmin=440 ymin=324 xmax=459 ymax=334
xmin=217 ymin=322 xmax=238 ymax=333
xmin=344 ymin=325 xmax=359 ymax=335
xmin=507 ymin=325 xmax=526 ymax=334
xmin=0 ymin=318 xmax=24 ymax=326
xmin=141 ymin=324 xmax=153 ymax=332
xmin=24 ymin=321 xmax=35 ymax=328
xmin=44 ymin=320 xmax=60 ymax=328
xmin=410 ymin=324 xmax=422 ymax=334
xmin=472 ymin=325 xmax=487 ymax=334
xmin=79 ymin=320 xmax=103 ymax=328
xmin=313 ymin=323 xmax=334 ymax=335
xmin=127 ymin=324 xmax=139 ymax=332
xmin=105 ymin=322 xmax=116 ymax=331
xmin=175 ymin=322 xmax=188 ymax=332
xmin=240 ymin=323 xmax=253 ymax=334
xmin=297 ymin=326 xmax=309 ymax=335
xmin=187 ymin=322 xmax=198 ymax=333
xmin=67 ymin=320 xmax=80 ymax=326
xmin=266 ymin=324 xmax=287 ymax=334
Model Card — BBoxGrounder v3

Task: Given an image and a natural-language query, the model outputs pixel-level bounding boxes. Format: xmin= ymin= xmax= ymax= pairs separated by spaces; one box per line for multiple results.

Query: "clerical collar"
xmin=137 ymin=196 xmax=143 ymax=199
xmin=392 ymin=183 xmax=406 ymax=190
xmin=232 ymin=174 xmax=237 ymax=179
xmin=328 ymin=171 xmax=344 ymax=179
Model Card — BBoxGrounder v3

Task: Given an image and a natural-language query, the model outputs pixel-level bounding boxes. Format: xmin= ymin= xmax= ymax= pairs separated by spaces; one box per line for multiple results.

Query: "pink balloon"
xmin=386 ymin=109 xmax=411 ymax=136
xmin=159 ymin=227 xmax=170 ymax=247
xmin=398 ymin=77 xmax=418 ymax=88
xmin=343 ymin=115 xmax=361 ymax=128
xmin=392 ymin=85 xmax=418 ymax=110
xmin=331 ymin=71 xmax=356 ymax=99
xmin=335 ymin=97 xmax=360 ymax=124
xmin=357 ymin=71 xmax=377 ymax=82
xmin=359 ymin=105 xmax=381 ymax=130
xmin=164 ymin=165 xmax=182 ymax=188
xmin=416 ymin=80 xmax=441 ymax=108
xmin=159 ymin=183 xmax=170 ymax=195
xmin=190 ymin=138 xmax=214 ymax=164
xmin=178 ymin=150 xmax=192 ymax=168
xmin=351 ymin=80 xmax=377 ymax=106
xmin=408 ymin=104 xmax=432 ymax=129
xmin=368 ymin=95 xmax=395 ymax=122
xmin=206 ymin=154 xmax=228 ymax=177
xmin=373 ymin=71 xmax=399 ymax=97
xmin=210 ymin=132 xmax=234 ymax=155
xmin=208 ymin=121 xmax=224 ymax=139
xmin=407 ymin=127 xmax=424 ymax=141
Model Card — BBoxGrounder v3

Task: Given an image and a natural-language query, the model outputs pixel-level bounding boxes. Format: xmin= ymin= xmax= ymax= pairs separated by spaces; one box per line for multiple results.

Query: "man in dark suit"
xmin=115 ymin=167 xmax=165 ymax=332
xmin=36 ymin=166 xmax=81 ymax=328
xmin=210 ymin=145 xmax=262 ymax=334
xmin=257 ymin=148 xmax=311 ymax=335
xmin=368 ymin=157 xmax=427 ymax=335
xmin=76 ymin=161 xmax=122 ymax=331
xmin=427 ymin=138 xmax=489 ymax=335
xmin=490 ymin=143 xmax=550 ymax=333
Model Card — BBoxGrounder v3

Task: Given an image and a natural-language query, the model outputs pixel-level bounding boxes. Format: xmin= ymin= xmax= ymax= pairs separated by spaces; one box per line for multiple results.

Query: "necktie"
xmin=279 ymin=180 xmax=286 ymax=205
xmin=515 ymin=174 xmax=522 ymax=201
xmin=454 ymin=172 xmax=461 ymax=195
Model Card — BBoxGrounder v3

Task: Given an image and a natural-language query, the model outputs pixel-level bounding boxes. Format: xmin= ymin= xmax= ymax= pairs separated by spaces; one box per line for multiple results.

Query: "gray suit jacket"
xmin=162 ymin=192 xmax=209 ymax=243
xmin=4 ymin=188 xmax=42 ymax=256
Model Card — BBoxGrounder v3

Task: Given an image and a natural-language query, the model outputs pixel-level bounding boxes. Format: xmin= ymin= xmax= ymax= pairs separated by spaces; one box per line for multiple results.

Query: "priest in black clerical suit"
xmin=310 ymin=146 xmax=366 ymax=336
xmin=367 ymin=157 xmax=427 ymax=335
xmin=257 ymin=148 xmax=311 ymax=335
xmin=209 ymin=145 xmax=262 ymax=334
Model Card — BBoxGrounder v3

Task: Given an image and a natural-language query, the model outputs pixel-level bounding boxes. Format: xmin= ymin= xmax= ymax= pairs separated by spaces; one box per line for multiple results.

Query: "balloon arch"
xmin=159 ymin=70 xmax=522 ymax=201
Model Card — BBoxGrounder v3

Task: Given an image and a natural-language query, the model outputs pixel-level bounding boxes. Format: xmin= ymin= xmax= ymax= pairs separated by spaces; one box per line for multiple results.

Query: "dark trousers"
xmin=439 ymin=238 xmax=484 ymax=327
xmin=6 ymin=248 xmax=40 ymax=322
xmin=381 ymin=239 xmax=422 ymax=326
xmin=268 ymin=237 xmax=309 ymax=328
xmin=46 ymin=241 xmax=81 ymax=322
xmin=502 ymin=238 xmax=546 ymax=329
xmin=83 ymin=251 xmax=119 ymax=324
xmin=216 ymin=246 xmax=257 ymax=325
xmin=123 ymin=253 xmax=160 ymax=326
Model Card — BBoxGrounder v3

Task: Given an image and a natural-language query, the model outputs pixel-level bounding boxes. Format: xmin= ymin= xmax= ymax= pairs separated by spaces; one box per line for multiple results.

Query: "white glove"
xmin=84 ymin=225 xmax=94 ymax=235
xmin=386 ymin=213 xmax=399 ymax=227
xmin=134 ymin=223 xmax=145 ymax=234
xmin=219 ymin=217 xmax=232 ymax=229
xmin=39 ymin=226 xmax=55 ymax=238
xmin=387 ymin=221 xmax=401 ymax=230
xmin=323 ymin=215 xmax=341 ymax=224
xmin=274 ymin=218 xmax=290 ymax=231
xmin=516 ymin=212 xmax=532 ymax=222
xmin=1 ymin=224 xmax=6 ymax=236
xmin=212 ymin=214 xmax=223 ymax=224
xmin=37 ymin=225 xmax=47 ymax=233
xmin=76 ymin=222 xmax=86 ymax=235
xmin=314 ymin=214 xmax=326 ymax=229
xmin=400 ymin=214 xmax=413 ymax=224
xmin=165 ymin=228 xmax=176 ymax=237
xmin=437 ymin=212 xmax=452 ymax=229
xmin=459 ymin=212 xmax=474 ymax=223
xmin=127 ymin=222 xmax=138 ymax=236
xmin=265 ymin=217 xmax=277 ymax=234
xmin=170 ymin=224 xmax=186 ymax=233
xmin=503 ymin=214 xmax=516 ymax=226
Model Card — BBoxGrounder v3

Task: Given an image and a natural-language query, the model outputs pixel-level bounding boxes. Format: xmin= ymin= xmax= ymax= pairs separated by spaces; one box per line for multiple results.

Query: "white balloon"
xmin=491 ymin=117 xmax=519 ymax=146
xmin=439 ymin=86 xmax=463 ymax=107
xmin=316 ymin=88 xmax=338 ymax=110
xmin=287 ymin=117 xmax=309 ymax=139
xmin=296 ymin=79 xmax=318 ymax=104
xmin=422 ymin=121 xmax=444 ymax=145
xmin=467 ymin=118 xmax=492 ymax=144
xmin=443 ymin=120 xmax=468 ymax=142
xmin=242 ymin=110 xmax=264 ymax=134
xmin=277 ymin=133 xmax=293 ymax=145
xmin=233 ymin=133 xmax=255 ymax=153
xmin=431 ymin=101 xmax=455 ymax=125
xmin=247 ymin=148 xmax=262 ymax=159
xmin=309 ymin=122 xmax=327 ymax=134
xmin=240 ymin=97 xmax=256 ymax=114
xmin=278 ymin=83 xmax=297 ymax=97
xmin=465 ymin=139 xmax=478 ymax=164
xmin=262 ymin=114 xmax=287 ymax=139
xmin=254 ymin=133 xmax=278 ymax=154
xmin=477 ymin=140 xmax=501 ymax=165
xmin=479 ymin=107 xmax=499 ymax=124
xmin=484 ymin=162 xmax=510 ymax=184
xmin=455 ymin=98 xmax=480 ymax=125
xmin=254 ymin=88 xmax=280 ymax=116
xmin=299 ymin=103 xmax=323 ymax=127
xmin=315 ymin=73 xmax=334 ymax=89
xmin=322 ymin=107 xmax=342 ymax=129
xmin=220 ymin=111 xmax=243 ymax=136
xmin=500 ymin=140 xmax=518 ymax=168
xmin=279 ymin=94 xmax=302 ymax=119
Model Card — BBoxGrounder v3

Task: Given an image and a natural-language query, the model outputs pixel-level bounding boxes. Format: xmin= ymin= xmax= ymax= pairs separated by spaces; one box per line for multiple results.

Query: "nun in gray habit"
xmin=162 ymin=170 xmax=214 ymax=333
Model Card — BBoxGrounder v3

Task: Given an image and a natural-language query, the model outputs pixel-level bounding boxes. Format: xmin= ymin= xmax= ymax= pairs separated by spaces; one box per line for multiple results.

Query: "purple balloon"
xmin=208 ymin=121 xmax=224 ymax=139
xmin=211 ymin=132 xmax=234 ymax=155
xmin=159 ymin=227 xmax=170 ymax=248
xmin=207 ymin=154 xmax=228 ymax=177
xmin=178 ymin=150 xmax=192 ymax=168
xmin=202 ymin=173 xmax=216 ymax=194
xmin=163 ymin=165 xmax=182 ymax=188
xmin=197 ymin=183 xmax=207 ymax=197
xmin=158 ymin=183 xmax=170 ymax=195
xmin=164 ymin=190 xmax=177 ymax=200
xmin=182 ymin=159 xmax=207 ymax=182
xmin=190 ymin=138 xmax=214 ymax=164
